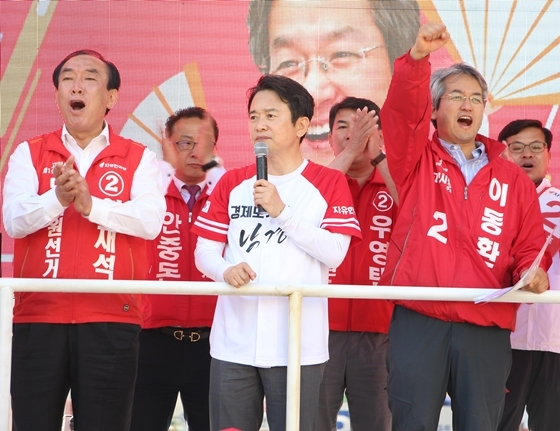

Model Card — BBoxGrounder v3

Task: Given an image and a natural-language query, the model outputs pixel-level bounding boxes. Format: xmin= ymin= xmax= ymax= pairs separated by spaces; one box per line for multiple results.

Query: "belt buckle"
xmin=189 ymin=331 xmax=201 ymax=342
xmin=173 ymin=330 xmax=185 ymax=341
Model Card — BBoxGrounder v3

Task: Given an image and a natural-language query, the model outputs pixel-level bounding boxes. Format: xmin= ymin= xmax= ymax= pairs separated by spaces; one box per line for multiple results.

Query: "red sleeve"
xmin=302 ymin=164 xmax=361 ymax=240
xmin=380 ymin=52 xmax=433 ymax=188
xmin=321 ymin=171 xmax=362 ymax=240
xmin=191 ymin=171 xmax=235 ymax=243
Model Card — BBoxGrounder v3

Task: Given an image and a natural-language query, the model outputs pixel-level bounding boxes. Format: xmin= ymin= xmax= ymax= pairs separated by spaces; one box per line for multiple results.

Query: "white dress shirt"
xmin=3 ymin=123 xmax=166 ymax=240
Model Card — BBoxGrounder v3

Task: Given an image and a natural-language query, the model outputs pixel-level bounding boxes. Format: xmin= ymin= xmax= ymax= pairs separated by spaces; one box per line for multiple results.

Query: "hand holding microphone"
xmin=254 ymin=142 xmax=269 ymax=214
xmin=253 ymin=142 xmax=287 ymax=218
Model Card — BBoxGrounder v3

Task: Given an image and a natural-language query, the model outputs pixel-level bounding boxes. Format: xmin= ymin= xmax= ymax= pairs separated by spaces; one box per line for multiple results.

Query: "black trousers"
xmin=11 ymin=322 xmax=140 ymax=431
xmin=498 ymin=349 xmax=560 ymax=431
xmin=387 ymin=306 xmax=512 ymax=431
xmin=130 ymin=328 xmax=212 ymax=431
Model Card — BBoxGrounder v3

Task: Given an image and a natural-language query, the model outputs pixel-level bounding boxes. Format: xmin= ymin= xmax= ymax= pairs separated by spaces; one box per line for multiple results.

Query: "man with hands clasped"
xmin=192 ymin=74 xmax=361 ymax=431
xmin=2 ymin=49 xmax=165 ymax=431
xmin=317 ymin=97 xmax=398 ymax=431
xmin=379 ymin=23 xmax=550 ymax=430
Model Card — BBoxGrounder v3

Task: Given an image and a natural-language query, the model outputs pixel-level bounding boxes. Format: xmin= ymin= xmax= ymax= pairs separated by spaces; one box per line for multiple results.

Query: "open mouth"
xmin=457 ymin=115 xmax=473 ymax=126
xmin=521 ymin=161 xmax=535 ymax=169
xmin=306 ymin=123 xmax=330 ymax=144
xmin=70 ymin=100 xmax=85 ymax=110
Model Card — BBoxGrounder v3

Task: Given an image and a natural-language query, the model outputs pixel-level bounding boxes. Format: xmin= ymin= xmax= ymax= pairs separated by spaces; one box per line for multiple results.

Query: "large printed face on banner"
xmin=266 ymin=0 xmax=391 ymax=164
xmin=247 ymin=0 xmax=419 ymax=165
xmin=1 ymin=0 xmax=560 ymax=278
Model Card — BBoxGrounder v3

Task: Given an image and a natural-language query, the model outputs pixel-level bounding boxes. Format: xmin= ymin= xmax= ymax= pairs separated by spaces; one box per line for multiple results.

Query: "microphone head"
xmin=254 ymin=141 xmax=269 ymax=157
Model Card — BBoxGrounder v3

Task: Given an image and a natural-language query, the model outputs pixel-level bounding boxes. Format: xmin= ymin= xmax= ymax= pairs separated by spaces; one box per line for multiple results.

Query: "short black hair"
xmin=247 ymin=0 xmax=420 ymax=74
xmin=498 ymin=119 xmax=552 ymax=150
xmin=247 ymin=74 xmax=314 ymax=142
xmin=52 ymin=49 xmax=121 ymax=116
xmin=52 ymin=49 xmax=121 ymax=91
xmin=329 ymin=97 xmax=381 ymax=131
xmin=165 ymin=107 xmax=219 ymax=142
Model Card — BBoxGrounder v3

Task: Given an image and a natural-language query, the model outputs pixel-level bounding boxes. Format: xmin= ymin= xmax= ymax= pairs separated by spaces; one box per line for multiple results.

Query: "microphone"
xmin=254 ymin=141 xmax=269 ymax=214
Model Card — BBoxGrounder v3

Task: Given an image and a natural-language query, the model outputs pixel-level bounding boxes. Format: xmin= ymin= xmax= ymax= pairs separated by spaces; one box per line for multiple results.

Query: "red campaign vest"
xmin=13 ymin=127 xmax=148 ymax=325
xmin=328 ymin=169 xmax=396 ymax=333
xmin=142 ymin=182 xmax=216 ymax=329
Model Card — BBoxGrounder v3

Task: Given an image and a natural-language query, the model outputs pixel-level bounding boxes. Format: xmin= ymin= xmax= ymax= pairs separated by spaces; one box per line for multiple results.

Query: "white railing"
xmin=1 ymin=278 xmax=560 ymax=431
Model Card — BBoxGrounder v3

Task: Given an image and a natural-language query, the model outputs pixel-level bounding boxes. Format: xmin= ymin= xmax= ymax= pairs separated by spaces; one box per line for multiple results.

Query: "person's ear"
xmin=106 ymin=89 xmax=118 ymax=110
xmin=431 ymin=105 xmax=437 ymax=121
xmin=378 ymin=129 xmax=385 ymax=149
xmin=296 ymin=116 xmax=310 ymax=138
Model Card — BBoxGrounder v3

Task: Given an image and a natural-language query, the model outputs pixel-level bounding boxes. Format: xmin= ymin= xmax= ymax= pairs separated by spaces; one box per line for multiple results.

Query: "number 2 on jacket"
xmin=427 ymin=211 xmax=448 ymax=244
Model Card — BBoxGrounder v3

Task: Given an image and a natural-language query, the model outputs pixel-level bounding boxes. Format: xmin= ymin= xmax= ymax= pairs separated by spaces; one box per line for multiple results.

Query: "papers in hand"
xmin=474 ymin=231 xmax=553 ymax=304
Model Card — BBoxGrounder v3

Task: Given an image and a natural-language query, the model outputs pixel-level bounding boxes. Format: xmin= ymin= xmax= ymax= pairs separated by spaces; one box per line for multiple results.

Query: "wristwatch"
xmin=370 ymin=152 xmax=386 ymax=167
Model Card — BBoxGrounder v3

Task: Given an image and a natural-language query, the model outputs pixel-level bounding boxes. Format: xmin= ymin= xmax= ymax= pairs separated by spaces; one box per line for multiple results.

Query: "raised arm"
xmin=381 ymin=23 xmax=450 ymax=187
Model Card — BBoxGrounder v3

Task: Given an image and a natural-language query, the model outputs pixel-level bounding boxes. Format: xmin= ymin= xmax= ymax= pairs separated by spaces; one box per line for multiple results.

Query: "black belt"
xmin=155 ymin=327 xmax=210 ymax=342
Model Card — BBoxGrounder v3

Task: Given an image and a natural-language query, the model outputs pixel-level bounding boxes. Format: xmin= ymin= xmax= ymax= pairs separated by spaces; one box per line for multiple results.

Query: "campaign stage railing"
xmin=1 ymin=279 xmax=560 ymax=431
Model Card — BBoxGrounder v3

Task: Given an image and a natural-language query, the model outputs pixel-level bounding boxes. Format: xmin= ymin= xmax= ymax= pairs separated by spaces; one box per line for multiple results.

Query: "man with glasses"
xmin=497 ymin=119 xmax=560 ymax=431
xmin=247 ymin=0 xmax=420 ymax=165
xmin=379 ymin=23 xmax=550 ymax=430
xmin=131 ymin=107 xmax=225 ymax=431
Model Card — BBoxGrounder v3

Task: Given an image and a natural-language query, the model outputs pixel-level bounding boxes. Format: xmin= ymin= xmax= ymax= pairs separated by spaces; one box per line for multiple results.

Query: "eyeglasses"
xmin=507 ymin=141 xmax=548 ymax=153
xmin=442 ymin=92 xmax=486 ymax=106
xmin=270 ymin=46 xmax=384 ymax=81
xmin=175 ymin=140 xmax=215 ymax=151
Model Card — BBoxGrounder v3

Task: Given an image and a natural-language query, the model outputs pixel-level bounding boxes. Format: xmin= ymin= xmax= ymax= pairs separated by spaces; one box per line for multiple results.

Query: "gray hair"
xmin=430 ymin=63 xmax=488 ymax=111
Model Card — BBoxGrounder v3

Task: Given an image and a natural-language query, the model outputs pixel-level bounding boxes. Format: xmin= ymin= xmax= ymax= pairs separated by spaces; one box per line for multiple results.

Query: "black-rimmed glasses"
xmin=175 ymin=140 xmax=215 ymax=151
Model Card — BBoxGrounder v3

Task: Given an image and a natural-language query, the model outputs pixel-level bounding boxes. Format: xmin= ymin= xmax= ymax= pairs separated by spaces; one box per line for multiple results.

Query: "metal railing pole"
xmin=3 ymin=279 xmax=560 ymax=431
xmin=286 ymin=291 xmax=303 ymax=431
xmin=0 ymin=287 xmax=14 ymax=431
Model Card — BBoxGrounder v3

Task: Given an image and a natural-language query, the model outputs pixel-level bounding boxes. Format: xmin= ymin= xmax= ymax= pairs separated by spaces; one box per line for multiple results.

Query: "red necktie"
xmin=183 ymin=185 xmax=201 ymax=211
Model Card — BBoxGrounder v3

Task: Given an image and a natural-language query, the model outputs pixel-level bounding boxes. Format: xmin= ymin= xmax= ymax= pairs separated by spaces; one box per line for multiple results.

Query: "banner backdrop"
xmin=2 ymin=0 xmax=559 ymax=276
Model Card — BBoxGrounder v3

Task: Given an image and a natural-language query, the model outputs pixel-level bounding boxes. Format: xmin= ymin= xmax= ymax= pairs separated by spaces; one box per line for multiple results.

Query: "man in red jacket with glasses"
xmin=380 ymin=23 xmax=550 ymax=431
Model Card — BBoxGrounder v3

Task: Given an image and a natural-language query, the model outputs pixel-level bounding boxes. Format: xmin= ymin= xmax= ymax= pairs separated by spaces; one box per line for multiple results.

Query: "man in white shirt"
xmin=192 ymin=74 xmax=361 ymax=431
xmin=2 ymin=49 xmax=165 ymax=431
xmin=498 ymin=119 xmax=560 ymax=431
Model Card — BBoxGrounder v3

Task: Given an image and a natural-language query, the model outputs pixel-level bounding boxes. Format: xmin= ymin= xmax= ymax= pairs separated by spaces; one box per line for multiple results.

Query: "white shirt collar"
xmin=172 ymin=176 xmax=207 ymax=193
xmin=61 ymin=122 xmax=110 ymax=150
xmin=537 ymin=177 xmax=552 ymax=193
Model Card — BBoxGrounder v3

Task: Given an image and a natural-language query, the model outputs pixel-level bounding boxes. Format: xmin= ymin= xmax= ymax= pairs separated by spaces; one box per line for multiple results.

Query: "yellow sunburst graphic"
xmin=423 ymin=0 xmax=560 ymax=107
xmin=120 ymin=63 xmax=206 ymax=158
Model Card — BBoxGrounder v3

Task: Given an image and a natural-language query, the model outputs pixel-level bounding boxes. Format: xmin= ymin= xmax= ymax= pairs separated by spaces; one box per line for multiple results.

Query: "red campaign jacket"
xmin=328 ymin=169 xmax=396 ymax=333
xmin=13 ymin=127 xmax=148 ymax=325
xmin=142 ymin=181 xmax=216 ymax=329
xmin=379 ymin=53 xmax=550 ymax=330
